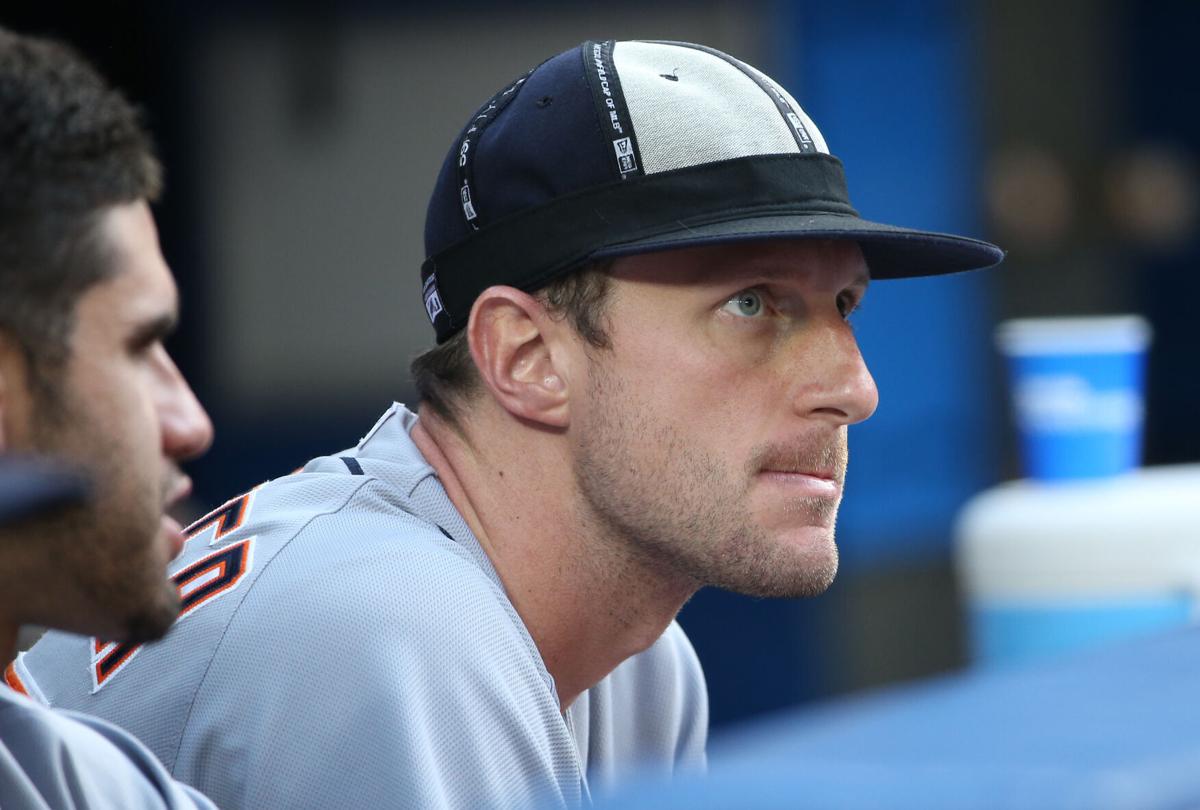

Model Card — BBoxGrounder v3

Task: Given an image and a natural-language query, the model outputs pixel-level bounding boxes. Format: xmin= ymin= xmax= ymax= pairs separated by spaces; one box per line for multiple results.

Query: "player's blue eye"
xmin=722 ymin=290 xmax=764 ymax=318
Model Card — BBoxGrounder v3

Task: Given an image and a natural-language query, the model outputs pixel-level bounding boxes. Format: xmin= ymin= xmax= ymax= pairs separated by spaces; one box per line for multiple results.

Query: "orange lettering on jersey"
xmin=4 ymin=661 xmax=29 ymax=696
xmin=175 ymin=539 xmax=254 ymax=616
xmin=184 ymin=489 xmax=256 ymax=543
xmin=91 ymin=538 xmax=256 ymax=692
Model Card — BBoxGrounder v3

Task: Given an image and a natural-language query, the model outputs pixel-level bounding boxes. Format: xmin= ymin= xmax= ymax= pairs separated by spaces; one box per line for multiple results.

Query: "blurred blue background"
xmin=6 ymin=0 xmax=1197 ymax=733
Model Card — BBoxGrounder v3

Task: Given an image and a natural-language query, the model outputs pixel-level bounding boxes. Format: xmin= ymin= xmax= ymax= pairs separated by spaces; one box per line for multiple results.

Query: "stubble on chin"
xmin=92 ymin=501 xmax=183 ymax=644
xmin=25 ymin=382 xmax=182 ymax=643
xmin=777 ymin=491 xmax=839 ymax=525
xmin=577 ymin=419 xmax=845 ymax=600
xmin=691 ymin=434 xmax=845 ymax=598
xmin=576 ymin=356 xmax=851 ymax=600
xmin=699 ymin=513 xmax=840 ymax=599
xmin=118 ymin=580 xmax=181 ymax=644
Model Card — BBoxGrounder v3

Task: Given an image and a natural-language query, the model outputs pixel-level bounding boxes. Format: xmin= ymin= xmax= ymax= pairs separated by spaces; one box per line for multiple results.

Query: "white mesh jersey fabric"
xmin=17 ymin=404 xmax=707 ymax=809
xmin=0 ymin=687 xmax=216 ymax=809
xmin=613 ymin=41 xmax=819 ymax=174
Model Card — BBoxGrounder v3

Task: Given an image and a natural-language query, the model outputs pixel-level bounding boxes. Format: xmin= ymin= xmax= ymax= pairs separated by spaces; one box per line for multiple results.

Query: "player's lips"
xmin=165 ymin=476 xmax=193 ymax=511
xmin=162 ymin=513 xmax=187 ymax=560
xmin=162 ymin=476 xmax=193 ymax=561
xmin=756 ymin=468 xmax=841 ymax=498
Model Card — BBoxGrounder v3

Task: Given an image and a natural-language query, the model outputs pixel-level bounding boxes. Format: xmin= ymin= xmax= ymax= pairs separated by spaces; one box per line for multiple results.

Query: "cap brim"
xmin=590 ymin=212 xmax=1004 ymax=279
xmin=0 ymin=457 xmax=87 ymax=527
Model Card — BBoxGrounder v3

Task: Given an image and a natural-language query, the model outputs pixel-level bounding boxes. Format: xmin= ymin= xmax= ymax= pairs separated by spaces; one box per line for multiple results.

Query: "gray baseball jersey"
xmin=0 ymin=685 xmax=215 ymax=810
xmin=13 ymin=404 xmax=707 ymax=809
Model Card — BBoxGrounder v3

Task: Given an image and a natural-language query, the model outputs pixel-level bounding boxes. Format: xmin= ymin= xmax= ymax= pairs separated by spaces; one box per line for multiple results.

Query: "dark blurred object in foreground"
xmin=0 ymin=456 xmax=86 ymax=526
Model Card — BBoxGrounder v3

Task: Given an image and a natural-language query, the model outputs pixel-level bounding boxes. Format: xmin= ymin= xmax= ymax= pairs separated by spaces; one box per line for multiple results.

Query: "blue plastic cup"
xmin=996 ymin=316 xmax=1152 ymax=481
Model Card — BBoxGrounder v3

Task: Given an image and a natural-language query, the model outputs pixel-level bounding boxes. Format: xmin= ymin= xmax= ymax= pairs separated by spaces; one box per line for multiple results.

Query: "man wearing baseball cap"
xmin=0 ymin=27 xmax=215 ymax=809
xmin=21 ymin=40 xmax=1002 ymax=809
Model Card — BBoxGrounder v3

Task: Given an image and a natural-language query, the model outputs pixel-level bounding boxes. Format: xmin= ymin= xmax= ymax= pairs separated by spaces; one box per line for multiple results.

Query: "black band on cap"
xmin=421 ymin=152 xmax=855 ymax=342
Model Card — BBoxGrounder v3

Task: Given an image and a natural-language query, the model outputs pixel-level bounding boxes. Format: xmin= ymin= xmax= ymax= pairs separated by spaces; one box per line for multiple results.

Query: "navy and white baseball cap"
xmin=422 ymin=39 xmax=1004 ymax=343
xmin=0 ymin=456 xmax=86 ymax=527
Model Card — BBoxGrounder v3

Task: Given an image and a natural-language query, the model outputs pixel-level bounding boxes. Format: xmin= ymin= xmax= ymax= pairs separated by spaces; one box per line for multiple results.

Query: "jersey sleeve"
xmin=169 ymin=510 xmax=582 ymax=810
xmin=0 ymin=690 xmax=216 ymax=810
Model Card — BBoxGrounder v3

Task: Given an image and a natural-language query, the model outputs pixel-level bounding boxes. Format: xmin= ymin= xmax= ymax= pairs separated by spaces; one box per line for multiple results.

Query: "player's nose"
xmin=792 ymin=322 xmax=879 ymax=427
xmin=157 ymin=349 xmax=214 ymax=461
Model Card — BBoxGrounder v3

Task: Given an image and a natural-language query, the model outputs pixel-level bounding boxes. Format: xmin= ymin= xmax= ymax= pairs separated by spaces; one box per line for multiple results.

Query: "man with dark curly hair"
xmin=0 ymin=26 xmax=215 ymax=810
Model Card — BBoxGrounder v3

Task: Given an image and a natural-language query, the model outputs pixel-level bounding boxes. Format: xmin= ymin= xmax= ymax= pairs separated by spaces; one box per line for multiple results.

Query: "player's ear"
xmin=467 ymin=286 xmax=570 ymax=429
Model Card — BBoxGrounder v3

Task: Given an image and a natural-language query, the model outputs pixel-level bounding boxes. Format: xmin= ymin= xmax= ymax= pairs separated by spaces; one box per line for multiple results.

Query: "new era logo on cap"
xmin=785 ymin=113 xmax=816 ymax=151
xmin=460 ymin=184 xmax=477 ymax=222
xmin=613 ymin=137 xmax=637 ymax=173
xmin=423 ymin=274 xmax=444 ymax=325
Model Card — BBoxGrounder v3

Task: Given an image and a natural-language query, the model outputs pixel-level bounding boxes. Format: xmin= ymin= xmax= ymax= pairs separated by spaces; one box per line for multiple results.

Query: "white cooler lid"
xmin=955 ymin=464 xmax=1200 ymax=599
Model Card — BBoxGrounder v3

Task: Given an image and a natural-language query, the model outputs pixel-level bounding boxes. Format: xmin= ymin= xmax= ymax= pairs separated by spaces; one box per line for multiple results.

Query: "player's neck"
xmin=412 ymin=409 xmax=696 ymax=711
xmin=527 ymin=533 xmax=697 ymax=709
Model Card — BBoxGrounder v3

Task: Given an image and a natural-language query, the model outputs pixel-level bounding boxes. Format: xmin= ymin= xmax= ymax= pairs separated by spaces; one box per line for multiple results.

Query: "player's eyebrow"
xmin=730 ymin=264 xmax=871 ymax=292
xmin=127 ymin=310 xmax=179 ymax=349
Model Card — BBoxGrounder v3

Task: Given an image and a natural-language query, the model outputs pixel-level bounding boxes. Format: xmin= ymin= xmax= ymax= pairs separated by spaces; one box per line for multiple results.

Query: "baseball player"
xmin=0 ymin=27 xmax=215 ymax=809
xmin=0 ymin=461 xmax=214 ymax=810
xmin=15 ymin=40 xmax=1002 ymax=809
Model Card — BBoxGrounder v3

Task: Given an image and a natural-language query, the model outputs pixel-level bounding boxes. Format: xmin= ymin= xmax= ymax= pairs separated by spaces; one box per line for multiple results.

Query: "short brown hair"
xmin=411 ymin=261 xmax=613 ymax=430
xmin=0 ymin=28 xmax=162 ymax=391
